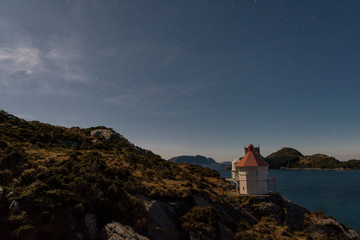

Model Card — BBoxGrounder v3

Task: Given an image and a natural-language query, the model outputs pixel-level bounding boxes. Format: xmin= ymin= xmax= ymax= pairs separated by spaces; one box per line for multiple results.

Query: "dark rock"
xmin=213 ymin=204 xmax=238 ymax=227
xmin=171 ymin=200 xmax=193 ymax=217
xmin=284 ymin=200 xmax=304 ymax=230
xmin=193 ymin=195 xmax=210 ymax=207
xmin=218 ymin=222 xmax=234 ymax=240
xmin=144 ymin=200 xmax=180 ymax=240
xmin=259 ymin=202 xmax=283 ymax=224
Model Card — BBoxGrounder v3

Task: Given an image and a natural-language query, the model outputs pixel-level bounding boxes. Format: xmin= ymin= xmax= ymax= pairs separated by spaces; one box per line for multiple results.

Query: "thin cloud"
xmin=0 ymin=5 xmax=88 ymax=96
xmin=0 ymin=46 xmax=42 ymax=85
xmin=0 ymin=43 xmax=87 ymax=96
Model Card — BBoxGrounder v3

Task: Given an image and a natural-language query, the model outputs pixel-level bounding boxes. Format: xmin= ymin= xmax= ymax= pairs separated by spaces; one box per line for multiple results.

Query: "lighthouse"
xmin=231 ymin=144 xmax=270 ymax=195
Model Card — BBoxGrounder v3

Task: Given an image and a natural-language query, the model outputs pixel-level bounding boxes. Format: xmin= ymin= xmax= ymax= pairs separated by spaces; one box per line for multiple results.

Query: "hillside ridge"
xmin=0 ymin=110 xmax=359 ymax=240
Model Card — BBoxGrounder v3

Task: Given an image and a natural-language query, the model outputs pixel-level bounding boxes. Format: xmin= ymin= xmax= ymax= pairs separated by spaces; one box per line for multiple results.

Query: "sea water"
xmin=203 ymin=164 xmax=360 ymax=233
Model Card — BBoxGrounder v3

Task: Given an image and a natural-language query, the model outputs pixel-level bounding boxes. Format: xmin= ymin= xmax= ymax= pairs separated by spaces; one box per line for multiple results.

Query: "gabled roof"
xmin=235 ymin=144 xmax=269 ymax=167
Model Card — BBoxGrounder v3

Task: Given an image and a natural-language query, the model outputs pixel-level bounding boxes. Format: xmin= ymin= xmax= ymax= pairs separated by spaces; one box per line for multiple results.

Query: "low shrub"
xmin=11 ymin=225 xmax=35 ymax=238
xmin=181 ymin=206 xmax=219 ymax=238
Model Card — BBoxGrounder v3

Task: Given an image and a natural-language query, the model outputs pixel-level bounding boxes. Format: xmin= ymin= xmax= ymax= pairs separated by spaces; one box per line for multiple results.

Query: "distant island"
xmin=265 ymin=147 xmax=360 ymax=170
xmin=169 ymin=155 xmax=217 ymax=165
xmin=169 ymin=148 xmax=360 ymax=170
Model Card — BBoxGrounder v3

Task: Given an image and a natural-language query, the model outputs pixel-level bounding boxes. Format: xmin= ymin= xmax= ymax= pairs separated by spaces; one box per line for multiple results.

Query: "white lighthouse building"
xmin=231 ymin=144 xmax=270 ymax=195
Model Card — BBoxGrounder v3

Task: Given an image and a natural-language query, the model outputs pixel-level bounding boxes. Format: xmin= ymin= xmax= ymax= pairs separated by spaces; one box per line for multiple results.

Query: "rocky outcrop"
xmin=311 ymin=217 xmax=360 ymax=240
xmin=259 ymin=202 xmax=283 ymax=224
xmin=144 ymin=200 xmax=181 ymax=240
xmin=213 ymin=203 xmax=238 ymax=229
xmin=284 ymin=200 xmax=305 ymax=230
xmin=104 ymin=222 xmax=149 ymax=240
xmin=90 ymin=129 xmax=124 ymax=142
xmin=142 ymin=196 xmax=238 ymax=240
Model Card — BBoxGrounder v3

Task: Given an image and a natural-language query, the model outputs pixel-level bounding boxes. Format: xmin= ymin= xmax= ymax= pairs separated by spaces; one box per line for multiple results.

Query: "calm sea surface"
xmin=203 ymin=164 xmax=360 ymax=233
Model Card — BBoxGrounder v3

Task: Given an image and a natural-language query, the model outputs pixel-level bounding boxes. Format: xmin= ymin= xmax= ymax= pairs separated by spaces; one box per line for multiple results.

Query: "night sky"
xmin=1 ymin=1 xmax=359 ymax=162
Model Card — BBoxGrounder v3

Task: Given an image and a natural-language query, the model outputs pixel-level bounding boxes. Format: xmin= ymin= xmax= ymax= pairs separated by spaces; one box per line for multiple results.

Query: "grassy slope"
xmin=0 ymin=110 xmax=227 ymax=239
xmin=0 ymin=110 xmax=358 ymax=240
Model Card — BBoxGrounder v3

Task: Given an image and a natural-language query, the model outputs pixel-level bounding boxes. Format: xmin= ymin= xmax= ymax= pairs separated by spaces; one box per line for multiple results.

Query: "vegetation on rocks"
xmin=0 ymin=110 xmax=359 ymax=240
xmin=181 ymin=206 xmax=219 ymax=238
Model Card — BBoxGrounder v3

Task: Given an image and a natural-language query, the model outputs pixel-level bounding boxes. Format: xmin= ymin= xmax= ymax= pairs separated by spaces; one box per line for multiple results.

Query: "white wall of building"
xmin=237 ymin=166 xmax=268 ymax=195
xmin=257 ymin=166 xmax=268 ymax=194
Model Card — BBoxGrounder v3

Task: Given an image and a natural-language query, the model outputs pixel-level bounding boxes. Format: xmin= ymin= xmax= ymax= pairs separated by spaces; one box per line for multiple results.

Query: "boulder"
xmin=284 ymin=200 xmax=304 ymax=230
xmin=90 ymin=129 xmax=123 ymax=142
xmin=104 ymin=222 xmax=149 ymax=240
xmin=144 ymin=200 xmax=180 ymax=240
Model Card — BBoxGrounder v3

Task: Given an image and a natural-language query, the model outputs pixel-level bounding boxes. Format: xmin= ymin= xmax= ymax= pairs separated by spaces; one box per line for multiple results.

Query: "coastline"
xmin=278 ymin=167 xmax=360 ymax=171
xmin=204 ymin=164 xmax=360 ymax=234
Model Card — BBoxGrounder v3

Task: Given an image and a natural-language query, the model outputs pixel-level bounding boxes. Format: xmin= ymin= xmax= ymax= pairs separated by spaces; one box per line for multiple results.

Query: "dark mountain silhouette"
xmin=266 ymin=147 xmax=360 ymax=169
xmin=169 ymin=155 xmax=217 ymax=165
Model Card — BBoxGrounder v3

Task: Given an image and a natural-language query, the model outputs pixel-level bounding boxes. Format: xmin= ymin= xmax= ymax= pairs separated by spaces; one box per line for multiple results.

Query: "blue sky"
xmin=1 ymin=0 xmax=359 ymax=161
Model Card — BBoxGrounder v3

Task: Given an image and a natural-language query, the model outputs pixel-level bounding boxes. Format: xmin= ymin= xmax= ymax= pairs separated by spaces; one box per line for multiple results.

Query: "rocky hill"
xmin=298 ymin=154 xmax=342 ymax=169
xmin=265 ymin=148 xmax=304 ymax=168
xmin=169 ymin=155 xmax=217 ymax=165
xmin=265 ymin=147 xmax=360 ymax=169
xmin=0 ymin=110 xmax=359 ymax=240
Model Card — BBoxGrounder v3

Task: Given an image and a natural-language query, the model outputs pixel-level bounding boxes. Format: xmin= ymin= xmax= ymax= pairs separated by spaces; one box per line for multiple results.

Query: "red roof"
xmin=235 ymin=144 xmax=269 ymax=167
